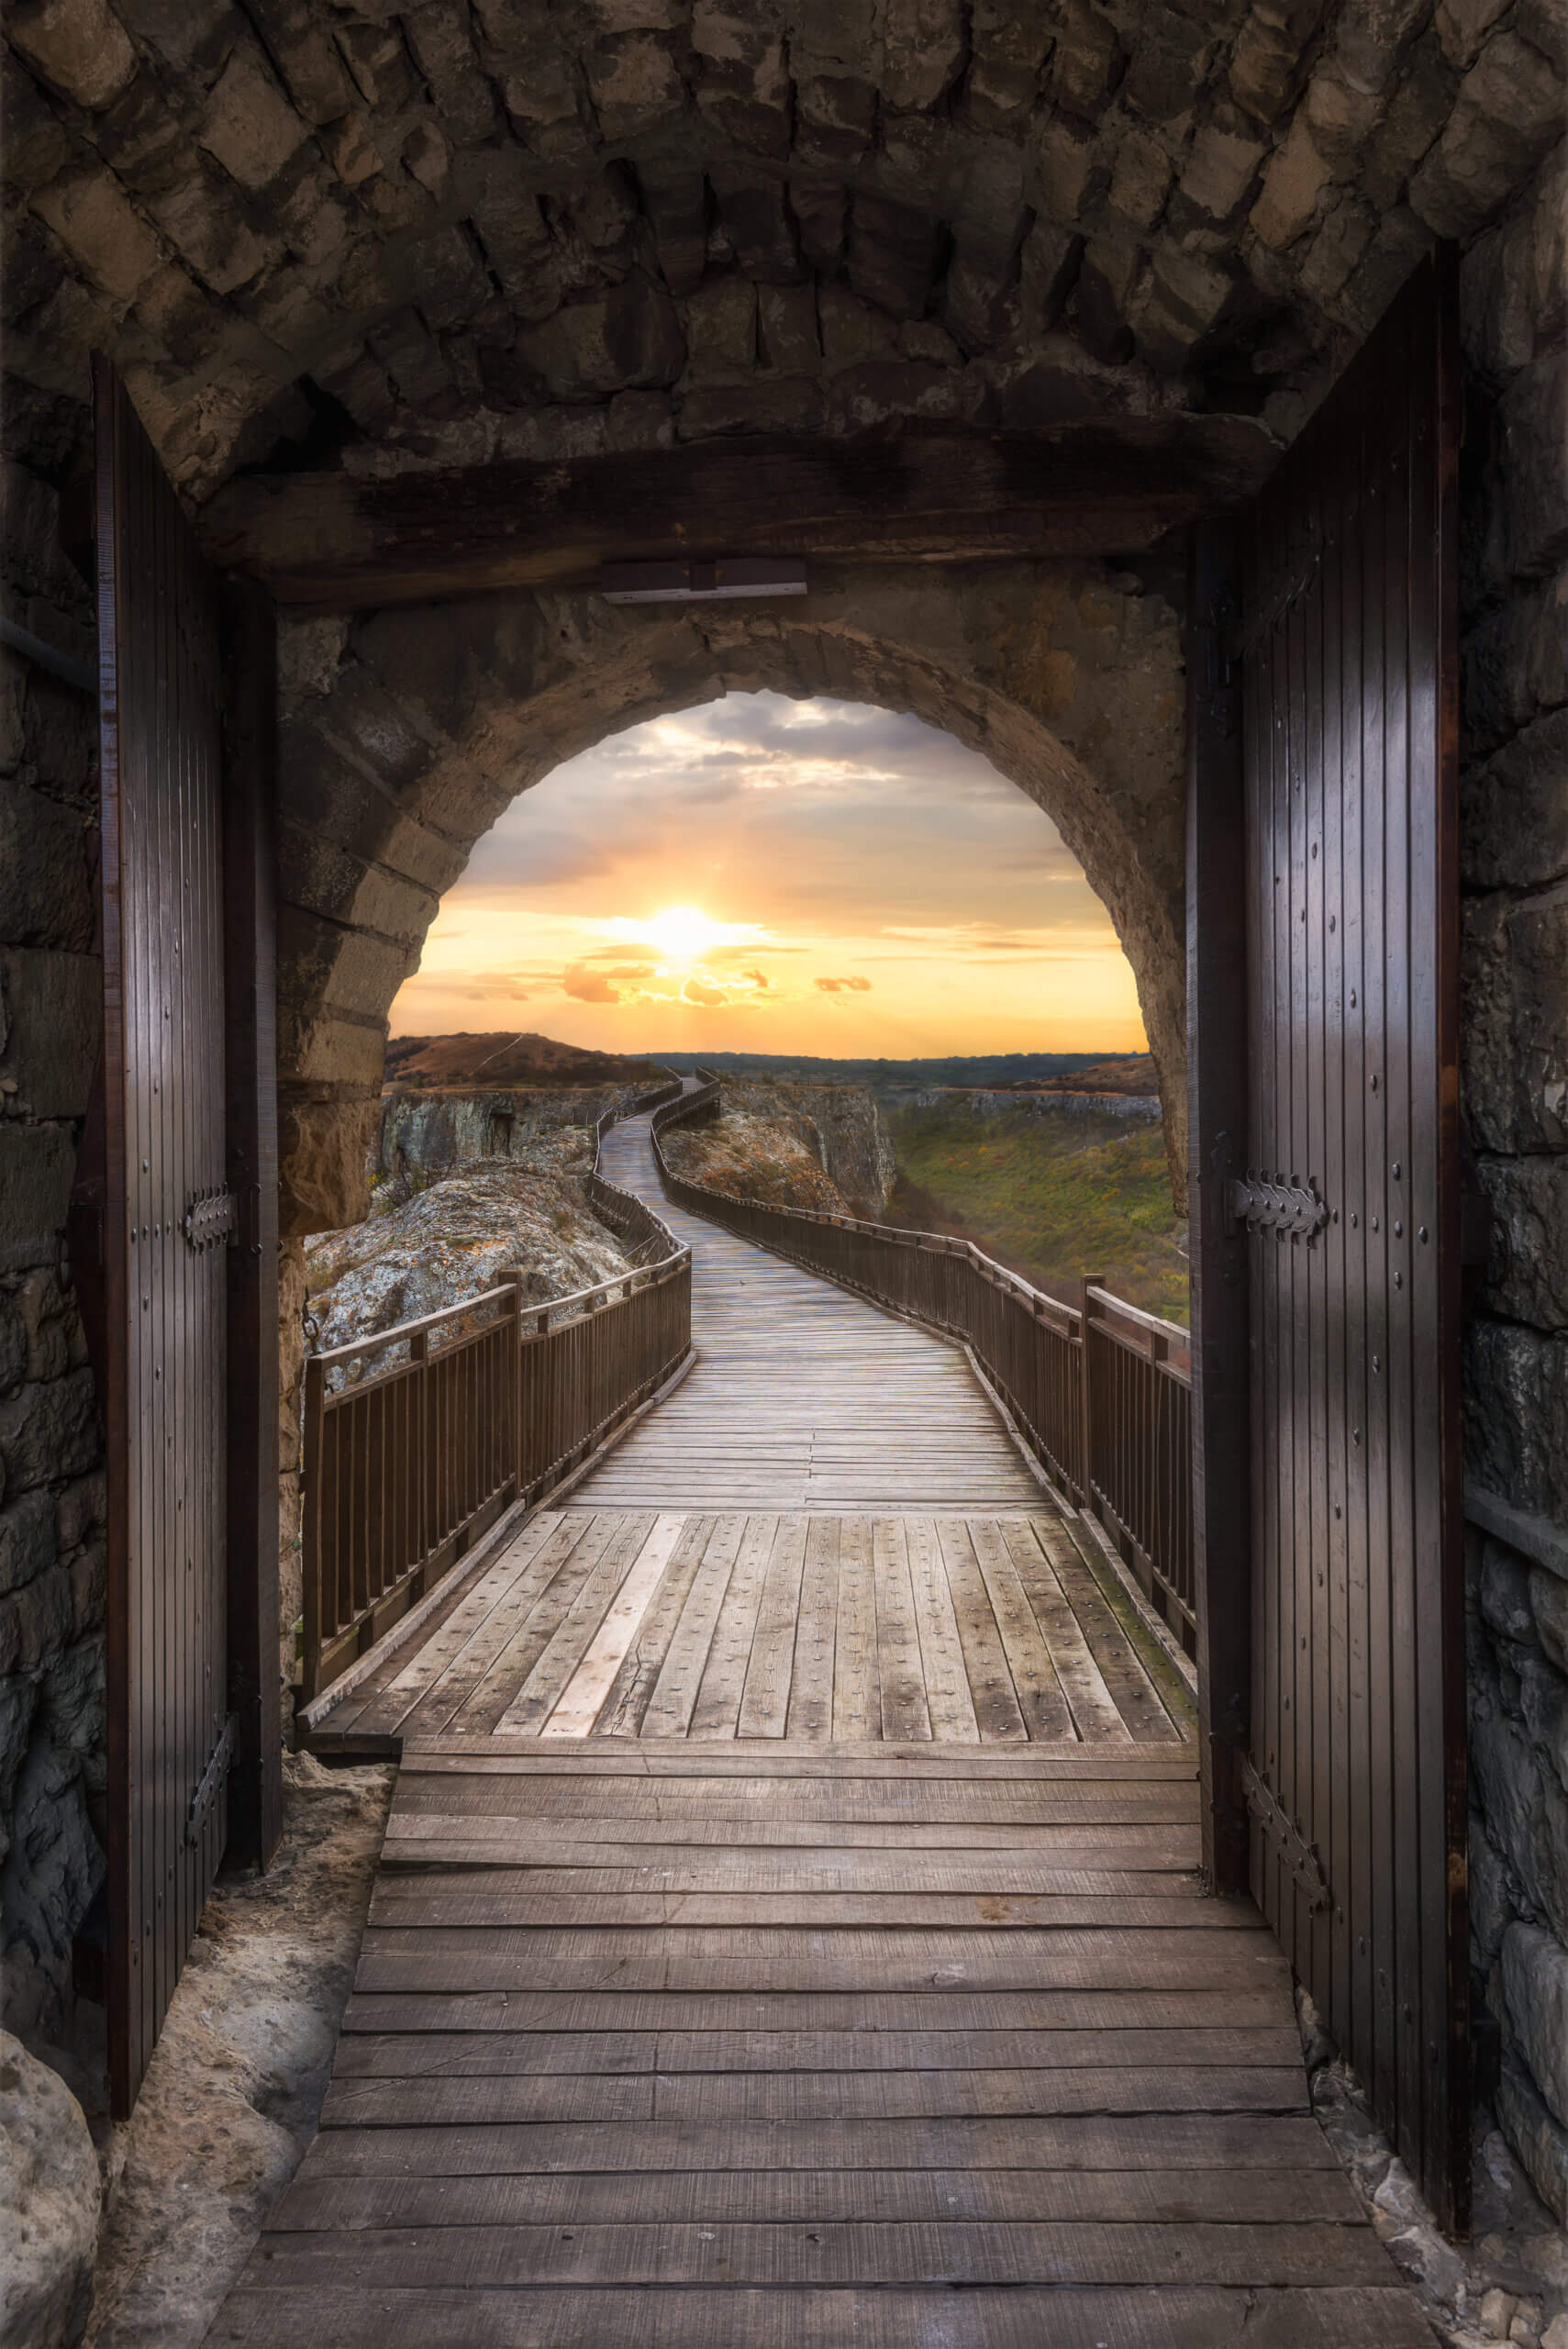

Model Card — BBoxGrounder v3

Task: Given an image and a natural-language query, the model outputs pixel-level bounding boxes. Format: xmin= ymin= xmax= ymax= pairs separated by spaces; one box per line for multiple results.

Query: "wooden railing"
xmin=299 ymin=1076 xmax=691 ymax=1700
xmin=651 ymin=1082 xmax=1195 ymax=1653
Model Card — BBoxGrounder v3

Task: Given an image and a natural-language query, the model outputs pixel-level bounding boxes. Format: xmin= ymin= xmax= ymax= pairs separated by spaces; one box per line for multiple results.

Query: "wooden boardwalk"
xmin=577 ymin=1112 xmax=1045 ymax=1511
xmin=212 ymin=1113 xmax=1433 ymax=2345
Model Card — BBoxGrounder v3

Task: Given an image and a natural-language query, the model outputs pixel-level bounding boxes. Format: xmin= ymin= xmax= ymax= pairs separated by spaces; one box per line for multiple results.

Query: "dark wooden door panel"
xmin=1237 ymin=256 xmax=1465 ymax=2230
xmin=95 ymin=360 xmax=233 ymax=2116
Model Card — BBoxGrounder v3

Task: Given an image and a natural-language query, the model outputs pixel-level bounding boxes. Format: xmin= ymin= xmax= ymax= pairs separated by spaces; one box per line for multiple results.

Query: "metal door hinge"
xmin=186 ymin=1713 xmax=239 ymax=1846
xmin=1239 ymin=1754 xmax=1330 ymax=1913
xmin=183 ymin=1186 xmax=237 ymax=1251
xmin=1227 ymin=1174 xmax=1329 ymax=1239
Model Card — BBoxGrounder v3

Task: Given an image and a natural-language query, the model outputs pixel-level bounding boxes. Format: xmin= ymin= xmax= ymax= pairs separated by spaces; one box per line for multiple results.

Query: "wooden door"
xmin=94 ymin=360 xmax=237 ymax=2115
xmin=1229 ymin=256 xmax=1466 ymax=2227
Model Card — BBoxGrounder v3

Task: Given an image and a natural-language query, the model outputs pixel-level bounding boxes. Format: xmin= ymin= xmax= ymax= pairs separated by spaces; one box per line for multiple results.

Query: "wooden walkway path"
xmin=210 ymin=1112 xmax=1433 ymax=2346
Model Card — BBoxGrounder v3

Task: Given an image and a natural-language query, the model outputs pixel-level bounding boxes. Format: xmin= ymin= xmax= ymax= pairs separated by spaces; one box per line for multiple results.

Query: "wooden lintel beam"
xmin=200 ymin=419 xmax=1280 ymax=610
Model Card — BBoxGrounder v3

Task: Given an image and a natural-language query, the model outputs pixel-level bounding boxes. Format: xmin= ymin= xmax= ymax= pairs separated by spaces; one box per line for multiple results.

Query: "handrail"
xmin=299 ymin=1074 xmax=695 ymax=1702
xmin=651 ymin=1080 xmax=1195 ymax=1653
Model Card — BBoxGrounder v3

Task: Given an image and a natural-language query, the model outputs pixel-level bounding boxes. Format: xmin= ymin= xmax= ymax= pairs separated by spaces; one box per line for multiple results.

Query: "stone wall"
xmin=1457 ymin=135 xmax=1568 ymax=2227
xmin=0 ymin=434 xmax=109 ymax=2054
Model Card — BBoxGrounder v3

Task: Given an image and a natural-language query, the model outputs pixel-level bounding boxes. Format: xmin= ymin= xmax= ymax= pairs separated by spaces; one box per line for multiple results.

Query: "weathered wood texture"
xmin=1239 ymin=253 xmax=1466 ymax=2229
xmin=94 ymin=360 xmax=233 ymax=2115
xmin=201 ymin=422 xmax=1281 ymax=609
xmin=207 ymin=1745 xmax=1429 ymax=2347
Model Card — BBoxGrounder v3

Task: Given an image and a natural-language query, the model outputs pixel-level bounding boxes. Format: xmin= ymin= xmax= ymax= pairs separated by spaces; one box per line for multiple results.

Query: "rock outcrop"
xmin=669 ymin=1084 xmax=896 ymax=1219
xmin=374 ymin=1085 xmax=651 ymax=1188
xmin=0 ymin=2031 xmax=97 ymax=2349
xmin=304 ymin=1162 xmax=631 ymax=1364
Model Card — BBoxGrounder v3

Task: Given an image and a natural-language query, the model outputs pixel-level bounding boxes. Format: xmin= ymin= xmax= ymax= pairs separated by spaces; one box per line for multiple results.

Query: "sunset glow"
xmin=388 ymin=695 xmax=1148 ymax=1058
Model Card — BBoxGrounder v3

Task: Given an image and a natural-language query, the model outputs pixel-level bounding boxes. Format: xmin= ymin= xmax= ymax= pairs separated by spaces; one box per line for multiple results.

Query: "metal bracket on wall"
xmin=1227 ymin=1174 xmax=1330 ymax=1239
xmin=185 ymin=1713 xmax=239 ymax=1847
xmin=182 ymin=1186 xmax=237 ymax=1251
xmin=1239 ymin=1753 xmax=1331 ymax=1913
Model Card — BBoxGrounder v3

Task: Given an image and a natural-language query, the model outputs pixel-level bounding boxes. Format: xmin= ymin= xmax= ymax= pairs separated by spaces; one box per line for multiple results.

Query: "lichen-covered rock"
xmin=664 ymin=1083 xmax=895 ymax=1218
xmin=303 ymin=1162 xmax=632 ymax=1363
xmin=0 ymin=2030 xmax=98 ymax=2349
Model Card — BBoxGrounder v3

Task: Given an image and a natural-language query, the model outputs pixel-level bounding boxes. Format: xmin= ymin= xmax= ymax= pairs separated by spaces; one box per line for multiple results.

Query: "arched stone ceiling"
xmin=4 ymin=0 xmax=1562 ymax=501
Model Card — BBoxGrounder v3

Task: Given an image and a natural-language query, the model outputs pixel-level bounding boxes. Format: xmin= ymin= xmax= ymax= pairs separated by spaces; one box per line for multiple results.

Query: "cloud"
xmin=562 ymin=961 xmax=657 ymax=1003
xmin=814 ymin=974 xmax=873 ymax=993
xmin=681 ymin=976 xmax=727 ymax=1007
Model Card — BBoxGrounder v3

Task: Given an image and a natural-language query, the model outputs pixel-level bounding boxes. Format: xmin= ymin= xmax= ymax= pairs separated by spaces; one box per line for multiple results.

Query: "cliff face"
xmin=663 ymin=1083 xmax=896 ymax=1219
xmin=304 ymin=1164 xmax=630 ymax=1364
xmin=374 ymin=1085 xmax=650 ymax=1186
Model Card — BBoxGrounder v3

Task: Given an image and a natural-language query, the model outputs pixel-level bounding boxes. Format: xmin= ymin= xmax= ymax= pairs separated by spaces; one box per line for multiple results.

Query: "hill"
xmin=661 ymin=1049 xmax=1159 ymax=1104
xmin=384 ymin=1031 xmax=666 ymax=1088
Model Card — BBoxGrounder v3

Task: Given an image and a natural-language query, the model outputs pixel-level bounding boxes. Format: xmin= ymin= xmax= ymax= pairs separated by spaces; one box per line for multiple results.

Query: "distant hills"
xmin=658 ymin=1049 xmax=1160 ymax=1100
xmin=384 ymin=1031 xmax=664 ymax=1087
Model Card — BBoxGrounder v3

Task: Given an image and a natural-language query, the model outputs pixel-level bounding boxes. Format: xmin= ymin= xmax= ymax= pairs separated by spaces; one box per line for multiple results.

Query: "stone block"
xmin=758 ymin=284 xmax=819 ymax=374
xmin=0 ymin=1130 xmax=74 ymax=1279
xmin=1497 ymin=2049 xmax=1568 ymax=2225
xmin=0 ymin=953 xmax=98 ymax=1121
xmin=1409 ymin=33 xmax=1564 ymax=239
xmin=583 ymin=33 xmax=687 ymax=141
xmin=1304 ymin=64 xmax=1384 ymax=172
xmin=39 ymin=1631 xmax=103 ymax=1761
xmin=0 ymin=1493 xmax=54 ymax=1600
xmin=710 ymin=175 xmax=801 ymax=285
xmin=1535 ymin=1569 xmax=1568 ymax=1676
xmin=30 ymin=167 xmax=161 ymax=306
xmin=638 ymin=170 xmax=706 ymax=298
xmin=1362 ymin=36 xmax=1458 ymax=209
xmin=1073 ymin=236 xmax=1140 ymax=365
xmin=0 ymin=1373 xmax=98 ymax=1498
xmin=0 ymin=785 xmax=93 ymax=953
xmin=199 ymin=44 xmax=311 ymax=192
xmin=1437 ymin=0 xmax=1512 ymax=72
xmin=1 ymin=58 xmax=72 ymax=192
xmin=279 ymin=1093 xmax=380 ymax=1237
xmin=1476 ymin=1155 xmax=1568 ymax=1333
xmin=1484 ymin=1536 xmax=1540 ymax=1644
xmin=0 ymin=2032 xmax=99 ymax=2349
xmin=1466 ymin=1318 xmax=1568 ymax=1551
xmin=881 ymin=0 xmax=966 ymax=110
xmin=679 ymin=377 xmax=825 ymax=437
xmin=1503 ymin=1920 xmax=1568 ymax=2129
xmin=1179 ymin=122 xmax=1266 ymax=220
xmin=1037 ymin=117 xmax=1100 ymax=222
xmin=1471 ymin=1810 xmax=1515 ymax=1973
xmin=147 ymin=161 xmax=277 ymax=296
xmin=1137 ymin=244 xmax=1235 ymax=372
xmin=0 ymin=1563 xmax=72 ymax=1677
xmin=680 ymin=277 xmax=757 ymax=378
xmin=818 ymin=284 xmax=901 ymax=368
xmin=7 ymin=0 xmax=135 ymax=110
xmin=1051 ymin=4 xmax=1125 ymax=119
xmin=1109 ymin=129 xmax=1176 ymax=229
xmin=1251 ymin=112 xmax=1335 ymax=247
xmin=1330 ymin=0 xmax=1429 ymax=95
xmin=245 ymin=0 xmax=354 ymax=127
xmin=1229 ymin=0 xmax=1327 ymax=123
xmin=823 ymin=362 xmax=969 ymax=434
xmin=518 ymin=271 xmax=685 ymax=397
xmin=14 ymin=1271 xmax=77 ymax=1389
xmin=405 ymin=5 xmax=497 ymax=145
xmin=1502 ymin=351 xmax=1568 ymax=582
xmin=0 ymin=1299 xmax=23 ymax=1399
xmin=1460 ymin=883 xmax=1568 ymax=1153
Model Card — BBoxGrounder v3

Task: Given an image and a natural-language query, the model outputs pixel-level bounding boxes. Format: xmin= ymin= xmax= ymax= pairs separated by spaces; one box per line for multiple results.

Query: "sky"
xmin=387 ymin=692 xmax=1147 ymax=1059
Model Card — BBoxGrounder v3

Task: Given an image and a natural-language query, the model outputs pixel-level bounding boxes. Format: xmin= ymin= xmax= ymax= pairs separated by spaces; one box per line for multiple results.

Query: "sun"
xmin=645 ymin=906 xmax=726 ymax=963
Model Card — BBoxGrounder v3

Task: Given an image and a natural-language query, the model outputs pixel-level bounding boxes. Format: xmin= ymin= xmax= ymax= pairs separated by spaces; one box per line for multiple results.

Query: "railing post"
xmin=300 ymin=1353 xmax=325 ymax=1702
xmin=1078 ymin=1275 xmax=1104 ymax=1520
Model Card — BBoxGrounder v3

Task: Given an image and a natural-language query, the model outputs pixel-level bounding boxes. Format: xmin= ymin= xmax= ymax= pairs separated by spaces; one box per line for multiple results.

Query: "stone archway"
xmin=273 ymin=554 xmax=1189 ymax=1237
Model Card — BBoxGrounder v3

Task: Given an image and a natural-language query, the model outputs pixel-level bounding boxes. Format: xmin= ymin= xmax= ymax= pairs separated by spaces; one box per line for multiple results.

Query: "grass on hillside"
xmin=884 ymin=1106 xmax=1189 ymax=1327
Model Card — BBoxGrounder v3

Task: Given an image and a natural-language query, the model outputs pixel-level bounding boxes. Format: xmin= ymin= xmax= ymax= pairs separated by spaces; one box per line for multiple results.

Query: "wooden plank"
xmin=370 ymin=1516 xmax=593 ymax=1739
xmin=339 ymin=1987 xmax=1295 ymax=2035
xmin=906 ymin=1515 xmax=982 ymax=1742
xmin=272 ymin=2162 xmax=1362 ymax=2229
xmin=228 ymin=2217 xmax=1388 ymax=2288
xmin=831 ymin=1517 xmax=878 ymax=1740
xmin=401 ymin=1735 xmax=1197 ymax=1776
xmin=299 ymin=2110 xmax=1331 ymax=2177
xmin=353 ymin=1925 xmax=1285 ymax=1997
xmin=591 ymin=1513 xmax=715 ymax=1737
xmin=871 ymin=1520 xmax=933 ymax=1742
xmin=999 ymin=1520 xmax=1130 ymax=1743
xmin=206 ymin=2281 xmax=1437 ymax=2349
xmin=383 ymin=1822 xmax=1201 ymax=1866
xmin=784 ymin=1516 xmax=839 ymax=1739
xmin=494 ymin=1511 xmax=657 ymax=1734
xmin=332 ymin=2023 xmax=1306 ymax=2076
xmin=639 ymin=1515 xmax=744 ymax=1738
xmin=737 ymin=1516 xmax=808 ymax=1737
xmin=542 ymin=1512 xmax=686 ymax=1736
xmin=1032 ymin=1519 xmax=1181 ymax=1742
xmin=372 ymin=1855 xmax=1205 ymax=1898
xmin=202 ymin=420 xmax=1284 ymax=608
xmin=968 ymin=1519 xmax=1074 ymax=1742
xmin=361 ymin=1889 xmax=1259 ymax=1930
xmin=343 ymin=1513 xmax=569 ymax=1733
xmin=688 ymin=1516 xmax=776 ymax=1739
xmin=937 ymin=1520 xmax=1029 ymax=1742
